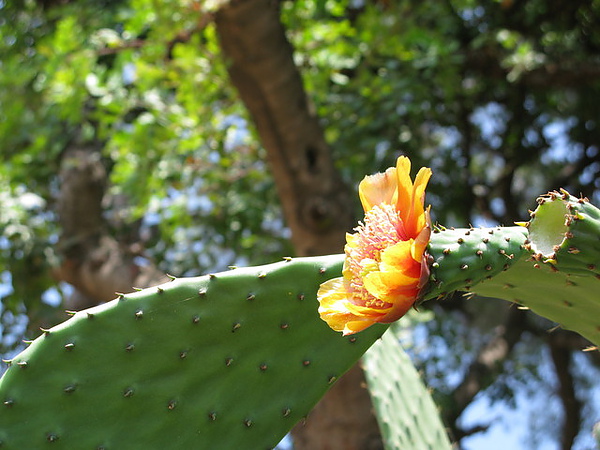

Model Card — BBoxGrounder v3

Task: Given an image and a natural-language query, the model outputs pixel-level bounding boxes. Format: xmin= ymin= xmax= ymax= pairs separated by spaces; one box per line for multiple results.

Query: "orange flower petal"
xmin=317 ymin=156 xmax=433 ymax=335
xmin=358 ymin=167 xmax=398 ymax=212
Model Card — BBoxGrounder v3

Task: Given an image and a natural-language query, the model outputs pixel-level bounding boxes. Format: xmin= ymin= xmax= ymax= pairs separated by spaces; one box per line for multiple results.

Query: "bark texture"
xmin=214 ymin=0 xmax=354 ymax=257
xmin=214 ymin=2 xmax=382 ymax=448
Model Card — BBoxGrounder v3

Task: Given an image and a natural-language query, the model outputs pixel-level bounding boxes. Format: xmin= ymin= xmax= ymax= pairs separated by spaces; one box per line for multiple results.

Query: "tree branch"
xmin=214 ymin=0 xmax=355 ymax=257
xmin=548 ymin=333 xmax=582 ymax=450
xmin=445 ymin=307 xmax=528 ymax=441
xmin=54 ymin=144 xmax=167 ymax=310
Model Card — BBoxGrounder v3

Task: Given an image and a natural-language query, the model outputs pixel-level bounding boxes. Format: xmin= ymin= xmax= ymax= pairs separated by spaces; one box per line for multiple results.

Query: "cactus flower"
xmin=318 ymin=156 xmax=432 ymax=335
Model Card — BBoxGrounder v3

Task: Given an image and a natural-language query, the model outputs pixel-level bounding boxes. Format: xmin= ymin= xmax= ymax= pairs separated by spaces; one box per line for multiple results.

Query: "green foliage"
xmin=0 ymin=255 xmax=387 ymax=448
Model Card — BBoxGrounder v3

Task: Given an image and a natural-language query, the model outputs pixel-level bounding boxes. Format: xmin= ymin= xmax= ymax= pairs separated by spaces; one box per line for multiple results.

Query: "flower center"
xmin=345 ymin=203 xmax=403 ymax=309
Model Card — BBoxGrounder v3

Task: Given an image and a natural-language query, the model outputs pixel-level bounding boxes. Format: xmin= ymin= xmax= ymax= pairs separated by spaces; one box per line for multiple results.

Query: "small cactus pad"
xmin=0 ymin=255 xmax=387 ymax=449
xmin=363 ymin=324 xmax=452 ymax=450
xmin=423 ymin=226 xmax=529 ymax=300
xmin=526 ymin=190 xmax=600 ymax=277
xmin=473 ymin=191 xmax=600 ymax=347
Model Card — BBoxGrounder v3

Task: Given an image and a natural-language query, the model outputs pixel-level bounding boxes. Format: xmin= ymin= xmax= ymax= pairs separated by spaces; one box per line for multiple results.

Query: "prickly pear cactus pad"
xmin=473 ymin=191 xmax=600 ymax=347
xmin=0 ymin=256 xmax=388 ymax=449
xmin=363 ymin=324 xmax=452 ymax=450
xmin=423 ymin=226 xmax=529 ymax=300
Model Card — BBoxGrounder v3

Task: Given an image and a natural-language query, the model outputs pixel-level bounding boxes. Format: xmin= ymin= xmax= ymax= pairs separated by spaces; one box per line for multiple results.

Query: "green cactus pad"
xmin=423 ymin=226 xmax=529 ymax=300
xmin=527 ymin=190 xmax=600 ymax=277
xmin=0 ymin=255 xmax=387 ymax=449
xmin=363 ymin=324 xmax=452 ymax=450
xmin=473 ymin=191 xmax=600 ymax=347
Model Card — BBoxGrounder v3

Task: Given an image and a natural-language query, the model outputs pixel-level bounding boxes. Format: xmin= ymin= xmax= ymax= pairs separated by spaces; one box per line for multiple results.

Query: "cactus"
xmin=423 ymin=225 xmax=529 ymax=300
xmin=471 ymin=191 xmax=600 ymax=347
xmin=363 ymin=323 xmax=452 ymax=450
xmin=0 ymin=255 xmax=388 ymax=449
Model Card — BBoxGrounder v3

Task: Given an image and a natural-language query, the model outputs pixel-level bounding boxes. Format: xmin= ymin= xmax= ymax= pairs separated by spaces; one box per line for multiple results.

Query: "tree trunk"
xmin=214 ymin=1 xmax=382 ymax=448
xmin=54 ymin=144 xmax=167 ymax=311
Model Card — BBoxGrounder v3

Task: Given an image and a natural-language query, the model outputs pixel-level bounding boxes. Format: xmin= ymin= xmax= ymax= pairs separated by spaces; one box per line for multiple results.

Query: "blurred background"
xmin=1 ymin=0 xmax=599 ymax=448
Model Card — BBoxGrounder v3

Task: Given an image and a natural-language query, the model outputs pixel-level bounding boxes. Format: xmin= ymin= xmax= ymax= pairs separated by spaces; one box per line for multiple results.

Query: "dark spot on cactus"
xmin=563 ymin=300 xmax=573 ymax=307
xmin=457 ymin=238 xmax=464 ymax=244
xmin=328 ymin=376 xmax=337 ymax=384
xmin=503 ymin=283 xmax=514 ymax=289
xmin=208 ymin=412 xmax=217 ymax=421
xmin=123 ymin=388 xmax=134 ymax=398
xmin=465 ymin=230 xmax=471 ymax=235
xmin=505 ymin=237 xmax=511 ymax=242
xmin=460 ymin=264 xmax=468 ymax=270
xmin=179 ymin=350 xmax=188 ymax=359
xmin=134 ymin=310 xmax=143 ymax=319
xmin=232 ymin=322 xmax=241 ymax=332
xmin=297 ymin=293 xmax=305 ymax=301
xmin=3 ymin=399 xmax=14 ymax=407
xmin=225 ymin=357 xmax=234 ymax=367
xmin=243 ymin=418 xmax=253 ymax=427
xmin=443 ymin=248 xmax=451 ymax=255
xmin=167 ymin=400 xmax=177 ymax=410
xmin=568 ymin=246 xmax=580 ymax=254
xmin=282 ymin=407 xmax=291 ymax=417
xmin=246 ymin=293 xmax=256 ymax=301
xmin=258 ymin=271 xmax=267 ymax=279
xmin=503 ymin=264 xmax=510 ymax=270
xmin=482 ymin=238 xmax=489 ymax=244
xmin=533 ymin=263 xmax=541 ymax=269
xmin=63 ymin=384 xmax=77 ymax=394
xmin=565 ymin=231 xmax=574 ymax=239
xmin=465 ymin=279 xmax=473 ymax=284
xmin=46 ymin=433 xmax=59 ymax=442
xmin=228 ymin=265 xmax=238 ymax=270
xmin=476 ymin=250 xmax=483 ymax=257
xmin=348 ymin=337 xmax=357 ymax=344
xmin=259 ymin=363 xmax=268 ymax=371
xmin=302 ymin=359 xmax=311 ymax=367
xmin=485 ymin=265 xmax=492 ymax=271
xmin=125 ymin=343 xmax=135 ymax=352
xmin=192 ymin=315 xmax=200 ymax=324
xmin=319 ymin=267 xmax=327 ymax=274
xmin=86 ymin=312 xmax=95 ymax=319
xmin=587 ymin=264 xmax=597 ymax=270
xmin=498 ymin=249 xmax=506 ymax=255
xmin=209 ymin=273 xmax=217 ymax=279
xmin=280 ymin=322 xmax=289 ymax=330
xmin=156 ymin=287 xmax=164 ymax=294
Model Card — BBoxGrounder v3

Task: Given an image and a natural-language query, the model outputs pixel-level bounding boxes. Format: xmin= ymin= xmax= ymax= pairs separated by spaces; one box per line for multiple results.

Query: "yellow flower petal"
xmin=317 ymin=156 xmax=433 ymax=335
xmin=358 ymin=167 xmax=398 ymax=212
